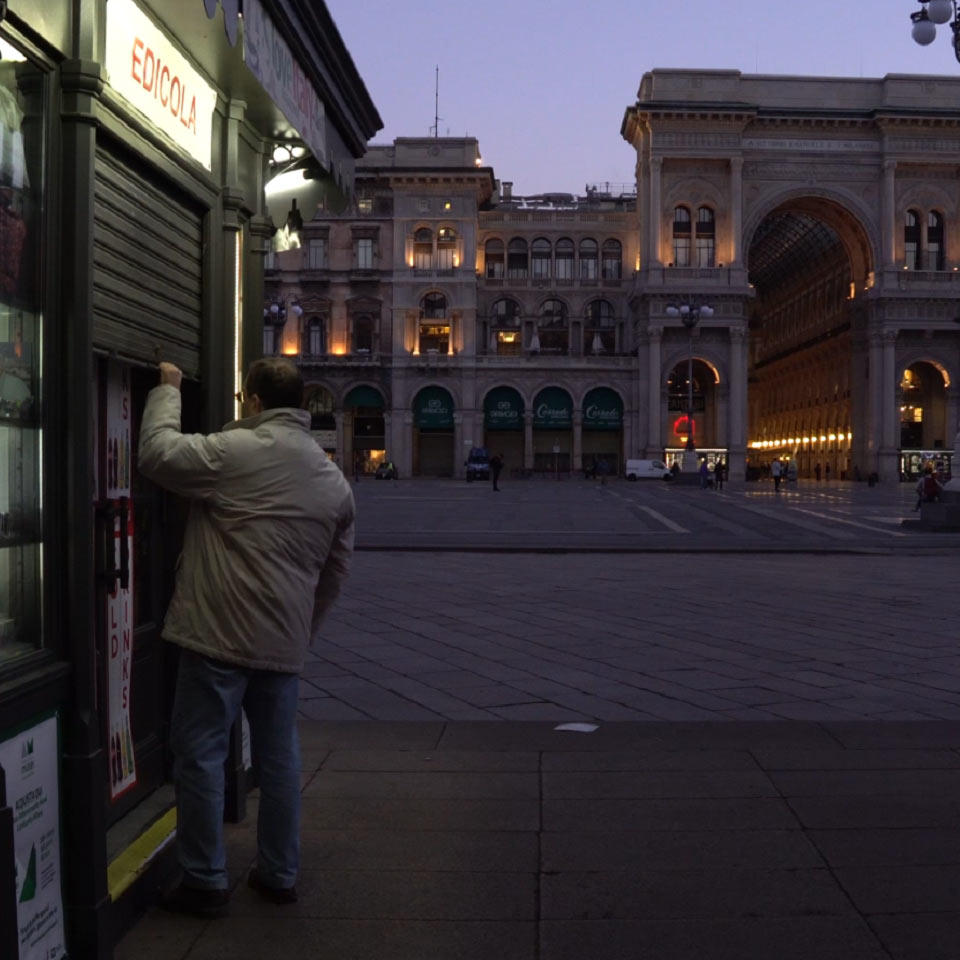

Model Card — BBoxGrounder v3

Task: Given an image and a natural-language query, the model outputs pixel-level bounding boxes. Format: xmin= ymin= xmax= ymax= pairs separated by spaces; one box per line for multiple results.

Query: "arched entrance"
xmin=664 ymin=360 xmax=720 ymax=470
xmin=305 ymin=384 xmax=336 ymax=457
xmin=745 ymin=196 xmax=872 ymax=482
xmin=533 ymin=386 xmax=573 ymax=475
xmin=483 ymin=386 xmax=525 ymax=469
xmin=900 ymin=361 xmax=951 ymax=479
xmin=344 ymin=384 xmax=385 ymax=477
xmin=413 ymin=385 xmax=455 ymax=476
xmin=581 ymin=387 xmax=623 ymax=475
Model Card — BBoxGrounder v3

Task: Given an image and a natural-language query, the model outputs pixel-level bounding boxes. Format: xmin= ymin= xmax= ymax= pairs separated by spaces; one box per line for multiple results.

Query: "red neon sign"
xmin=673 ymin=415 xmax=696 ymax=440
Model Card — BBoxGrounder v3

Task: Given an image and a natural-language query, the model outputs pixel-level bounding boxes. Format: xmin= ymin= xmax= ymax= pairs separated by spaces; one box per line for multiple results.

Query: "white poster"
xmin=106 ymin=362 xmax=137 ymax=800
xmin=0 ymin=715 xmax=66 ymax=960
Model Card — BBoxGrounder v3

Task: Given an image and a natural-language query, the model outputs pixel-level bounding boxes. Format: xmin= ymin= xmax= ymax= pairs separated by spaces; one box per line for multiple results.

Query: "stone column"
xmin=647 ymin=325 xmax=662 ymax=456
xmin=880 ymin=330 xmax=899 ymax=482
xmin=401 ymin=411 xmax=414 ymax=478
xmin=383 ymin=410 xmax=394 ymax=462
xmin=573 ymin=410 xmax=583 ymax=472
xmin=524 ymin=411 xmax=534 ymax=471
xmin=453 ymin=412 xmax=464 ymax=478
xmin=649 ymin=157 xmax=663 ymax=266
xmin=730 ymin=157 xmax=743 ymax=267
xmin=867 ymin=331 xmax=883 ymax=474
xmin=882 ymin=160 xmax=897 ymax=268
xmin=728 ymin=327 xmax=748 ymax=483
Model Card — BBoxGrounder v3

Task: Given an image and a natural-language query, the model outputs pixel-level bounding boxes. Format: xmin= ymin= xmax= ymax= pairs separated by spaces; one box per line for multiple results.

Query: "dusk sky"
xmin=328 ymin=0 xmax=960 ymax=195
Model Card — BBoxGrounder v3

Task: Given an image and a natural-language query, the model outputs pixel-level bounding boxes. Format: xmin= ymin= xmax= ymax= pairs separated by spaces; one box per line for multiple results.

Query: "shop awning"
xmin=533 ymin=387 xmax=572 ymax=429
xmin=414 ymin=386 xmax=454 ymax=429
xmin=484 ymin=386 xmax=524 ymax=431
xmin=582 ymin=387 xmax=623 ymax=430
xmin=344 ymin=385 xmax=384 ymax=408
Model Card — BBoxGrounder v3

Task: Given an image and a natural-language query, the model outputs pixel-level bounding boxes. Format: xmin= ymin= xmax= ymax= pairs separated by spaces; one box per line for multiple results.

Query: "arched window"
xmin=353 ymin=315 xmax=374 ymax=353
xmin=696 ymin=207 xmax=715 ymax=268
xmin=507 ymin=238 xmax=529 ymax=278
xmin=531 ymin=237 xmax=552 ymax=279
xmin=555 ymin=237 xmax=575 ymax=280
xmin=491 ymin=298 xmax=522 ymax=326
xmin=437 ymin=226 xmax=457 ymax=270
xmin=673 ymin=206 xmax=692 ymax=266
xmin=584 ymin=300 xmax=616 ymax=354
xmin=904 ymin=210 xmax=920 ymax=270
xmin=414 ymin=227 xmax=433 ymax=269
xmin=419 ymin=294 xmax=449 ymax=353
xmin=307 ymin=316 xmax=326 ymax=356
xmin=491 ymin=299 xmax=522 ymax=355
xmin=537 ymin=299 xmax=568 ymax=354
xmin=485 ymin=238 xmax=504 ymax=278
xmin=579 ymin=238 xmax=598 ymax=279
xmin=927 ymin=211 xmax=945 ymax=270
xmin=601 ymin=239 xmax=622 ymax=279
xmin=306 ymin=387 xmax=335 ymax=431
xmin=420 ymin=293 xmax=447 ymax=319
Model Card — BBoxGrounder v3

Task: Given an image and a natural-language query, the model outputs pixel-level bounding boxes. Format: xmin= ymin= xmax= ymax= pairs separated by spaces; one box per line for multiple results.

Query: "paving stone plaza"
xmin=118 ymin=480 xmax=960 ymax=960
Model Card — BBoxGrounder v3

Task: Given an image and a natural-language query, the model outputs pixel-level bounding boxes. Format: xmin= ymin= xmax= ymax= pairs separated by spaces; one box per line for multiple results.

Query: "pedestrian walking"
xmin=596 ymin=456 xmax=610 ymax=486
xmin=490 ymin=452 xmax=504 ymax=491
xmin=714 ymin=459 xmax=724 ymax=491
xmin=139 ymin=358 xmax=355 ymax=917
xmin=699 ymin=459 xmax=711 ymax=489
xmin=825 ymin=463 xmax=831 ymax=482
xmin=814 ymin=462 xmax=821 ymax=482
xmin=771 ymin=458 xmax=783 ymax=492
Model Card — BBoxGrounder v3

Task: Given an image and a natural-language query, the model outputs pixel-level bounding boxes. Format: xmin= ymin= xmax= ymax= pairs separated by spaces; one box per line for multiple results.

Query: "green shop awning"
xmin=582 ymin=387 xmax=623 ymax=430
xmin=414 ymin=386 xmax=454 ymax=429
xmin=484 ymin=387 xmax=524 ymax=431
xmin=344 ymin=385 xmax=384 ymax=408
xmin=533 ymin=387 xmax=572 ymax=429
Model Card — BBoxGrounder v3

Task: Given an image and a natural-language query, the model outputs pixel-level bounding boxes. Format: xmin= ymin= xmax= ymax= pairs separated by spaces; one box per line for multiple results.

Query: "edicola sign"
xmin=105 ymin=0 xmax=218 ymax=169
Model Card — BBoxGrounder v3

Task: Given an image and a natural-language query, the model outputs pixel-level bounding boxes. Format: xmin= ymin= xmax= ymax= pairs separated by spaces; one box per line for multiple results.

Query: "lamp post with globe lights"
xmin=665 ymin=300 xmax=714 ymax=474
xmin=910 ymin=0 xmax=960 ymax=61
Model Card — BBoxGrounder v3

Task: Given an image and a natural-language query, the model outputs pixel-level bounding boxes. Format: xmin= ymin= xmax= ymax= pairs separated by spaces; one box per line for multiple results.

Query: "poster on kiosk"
xmin=104 ymin=362 xmax=137 ymax=801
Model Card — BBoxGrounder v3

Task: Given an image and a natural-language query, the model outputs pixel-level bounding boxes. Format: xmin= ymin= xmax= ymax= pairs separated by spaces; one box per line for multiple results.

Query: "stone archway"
xmin=745 ymin=194 xmax=874 ymax=481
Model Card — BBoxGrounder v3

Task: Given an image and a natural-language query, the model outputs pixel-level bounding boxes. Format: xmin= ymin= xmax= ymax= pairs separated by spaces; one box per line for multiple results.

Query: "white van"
xmin=625 ymin=458 xmax=672 ymax=481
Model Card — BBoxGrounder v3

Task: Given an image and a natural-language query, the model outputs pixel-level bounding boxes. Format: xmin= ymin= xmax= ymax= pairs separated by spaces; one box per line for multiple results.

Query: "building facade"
xmin=0 ymin=2 xmax=379 ymax=957
xmin=265 ymin=70 xmax=960 ymax=486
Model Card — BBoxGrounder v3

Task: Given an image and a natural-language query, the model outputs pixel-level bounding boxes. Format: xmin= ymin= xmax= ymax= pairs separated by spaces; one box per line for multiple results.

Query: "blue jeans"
xmin=170 ymin=648 xmax=301 ymax=891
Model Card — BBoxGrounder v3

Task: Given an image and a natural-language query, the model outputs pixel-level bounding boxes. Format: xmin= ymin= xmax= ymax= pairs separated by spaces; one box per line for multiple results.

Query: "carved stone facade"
xmin=263 ymin=71 xmax=960 ymax=482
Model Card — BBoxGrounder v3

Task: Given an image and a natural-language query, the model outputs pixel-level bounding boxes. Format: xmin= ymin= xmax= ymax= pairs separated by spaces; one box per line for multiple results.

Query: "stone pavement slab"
xmin=116 ymin=721 xmax=960 ymax=960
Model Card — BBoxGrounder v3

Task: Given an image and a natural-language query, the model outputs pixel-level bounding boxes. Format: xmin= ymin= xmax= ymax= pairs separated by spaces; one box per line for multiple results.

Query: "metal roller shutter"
xmin=93 ymin=142 xmax=204 ymax=377
xmin=417 ymin=432 xmax=454 ymax=477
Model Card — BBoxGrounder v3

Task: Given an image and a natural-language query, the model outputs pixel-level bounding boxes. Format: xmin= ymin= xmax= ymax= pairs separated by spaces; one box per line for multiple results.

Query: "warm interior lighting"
xmin=331 ymin=345 xmax=346 ymax=356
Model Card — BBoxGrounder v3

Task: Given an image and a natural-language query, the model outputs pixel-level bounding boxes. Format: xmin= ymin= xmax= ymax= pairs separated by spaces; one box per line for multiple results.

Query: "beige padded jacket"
xmin=138 ymin=384 xmax=355 ymax=673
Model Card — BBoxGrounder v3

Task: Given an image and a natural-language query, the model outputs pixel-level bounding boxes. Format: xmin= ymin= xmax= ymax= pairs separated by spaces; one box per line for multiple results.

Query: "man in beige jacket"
xmin=139 ymin=358 xmax=354 ymax=917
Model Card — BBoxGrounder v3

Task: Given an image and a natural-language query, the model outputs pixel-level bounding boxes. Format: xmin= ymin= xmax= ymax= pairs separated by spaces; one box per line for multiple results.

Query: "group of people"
xmin=697 ymin=459 xmax=726 ymax=491
xmin=769 ymin=457 xmax=800 ymax=492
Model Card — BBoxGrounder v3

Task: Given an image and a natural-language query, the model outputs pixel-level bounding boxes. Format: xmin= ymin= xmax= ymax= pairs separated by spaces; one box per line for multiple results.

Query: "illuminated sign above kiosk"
xmin=105 ymin=0 xmax=218 ymax=170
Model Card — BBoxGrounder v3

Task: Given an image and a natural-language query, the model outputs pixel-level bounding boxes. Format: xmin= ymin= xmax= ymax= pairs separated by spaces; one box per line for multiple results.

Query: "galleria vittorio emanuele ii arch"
xmin=622 ymin=69 xmax=960 ymax=484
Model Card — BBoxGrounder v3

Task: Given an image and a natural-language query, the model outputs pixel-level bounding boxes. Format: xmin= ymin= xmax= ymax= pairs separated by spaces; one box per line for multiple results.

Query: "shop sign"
xmin=484 ymin=389 xmax=523 ymax=431
xmin=105 ymin=0 xmax=218 ymax=169
xmin=533 ymin=389 xmax=572 ymax=429
xmin=0 ymin=715 xmax=66 ymax=960
xmin=243 ymin=0 xmax=327 ymax=167
xmin=582 ymin=389 xmax=623 ymax=431
xmin=415 ymin=388 xmax=454 ymax=429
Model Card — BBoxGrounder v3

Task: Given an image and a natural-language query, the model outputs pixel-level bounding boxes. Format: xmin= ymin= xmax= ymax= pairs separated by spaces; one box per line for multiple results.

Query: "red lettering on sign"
xmin=111 ymin=632 xmax=118 ymax=658
xmin=122 ymin=687 xmax=128 ymax=710
xmin=142 ymin=46 xmax=155 ymax=92
xmin=170 ymin=76 xmax=181 ymax=116
xmin=160 ymin=65 xmax=170 ymax=107
xmin=123 ymin=628 xmax=131 ymax=652
xmin=131 ymin=38 xmax=144 ymax=84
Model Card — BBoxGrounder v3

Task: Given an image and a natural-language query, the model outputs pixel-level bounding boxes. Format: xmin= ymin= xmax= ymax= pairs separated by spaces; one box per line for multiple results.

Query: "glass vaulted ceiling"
xmin=748 ymin=212 xmax=843 ymax=293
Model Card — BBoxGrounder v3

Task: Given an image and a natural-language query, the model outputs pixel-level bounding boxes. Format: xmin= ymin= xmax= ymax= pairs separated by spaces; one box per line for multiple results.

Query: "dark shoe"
xmin=247 ymin=868 xmax=298 ymax=904
xmin=159 ymin=882 xmax=229 ymax=918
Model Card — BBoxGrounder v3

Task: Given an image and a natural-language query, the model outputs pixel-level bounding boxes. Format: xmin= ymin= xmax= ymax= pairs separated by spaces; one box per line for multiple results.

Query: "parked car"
xmin=465 ymin=446 xmax=490 ymax=481
xmin=625 ymin=458 xmax=672 ymax=481
xmin=375 ymin=461 xmax=399 ymax=479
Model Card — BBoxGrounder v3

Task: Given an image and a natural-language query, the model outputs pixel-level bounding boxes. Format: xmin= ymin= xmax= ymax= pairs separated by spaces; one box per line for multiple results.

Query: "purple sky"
xmin=328 ymin=0 xmax=957 ymax=195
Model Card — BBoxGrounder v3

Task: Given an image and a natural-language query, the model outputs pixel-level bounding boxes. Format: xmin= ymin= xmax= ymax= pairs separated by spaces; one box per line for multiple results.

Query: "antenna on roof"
xmin=429 ymin=65 xmax=444 ymax=138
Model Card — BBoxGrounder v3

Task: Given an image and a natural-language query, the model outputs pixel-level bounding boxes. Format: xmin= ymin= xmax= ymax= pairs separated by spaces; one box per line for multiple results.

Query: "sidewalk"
xmin=116 ymin=720 xmax=960 ymax=960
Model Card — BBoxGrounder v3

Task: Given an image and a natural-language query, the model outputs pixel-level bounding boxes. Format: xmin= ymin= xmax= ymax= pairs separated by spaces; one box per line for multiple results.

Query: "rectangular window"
xmin=695 ymin=238 xmax=715 ymax=268
xmin=601 ymin=257 xmax=621 ymax=280
xmin=417 ymin=198 xmax=430 ymax=213
xmin=358 ymin=198 xmax=373 ymax=214
xmin=415 ymin=246 xmax=433 ymax=270
xmin=419 ymin=323 xmax=450 ymax=353
xmin=308 ymin=322 xmax=324 ymax=356
xmin=926 ymin=243 xmax=941 ymax=271
xmin=580 ymin=257 xmax=597 ymax=280
xmin=355 ymin=238 xmax=374 ymax=269
xmin=905 ymin=242 xmax=918 ymax=270
xmin=532 ymin=256 xmax=551 ymax=279
xmin=673 ymin=238 xmax=691 ymax=267
xmin=436 ymin=245 xmax=455 ymax=270
xmin=556 ymin=256 xmax=574 ymax=280
xmin=308 ymin=239 xmax=327 ymax=269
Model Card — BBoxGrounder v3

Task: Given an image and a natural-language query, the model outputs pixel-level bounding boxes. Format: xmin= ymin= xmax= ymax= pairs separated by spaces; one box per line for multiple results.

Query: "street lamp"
xmin=910 ymin=0 xmax=960 ymax=61
xmin=665 ymin=300 xmax=714 ymax=472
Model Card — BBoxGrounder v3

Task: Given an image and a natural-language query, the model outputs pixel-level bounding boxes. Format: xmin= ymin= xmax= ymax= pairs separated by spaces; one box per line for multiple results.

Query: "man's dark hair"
xmin=245 ymin=358 xmax=304 ymax=410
